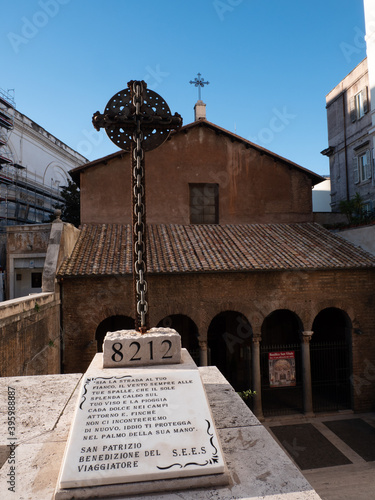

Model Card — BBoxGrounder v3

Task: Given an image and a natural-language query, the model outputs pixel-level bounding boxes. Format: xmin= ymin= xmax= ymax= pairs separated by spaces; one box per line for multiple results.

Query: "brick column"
xmin=301 ymin=330 xmax=314 ymax=416
xmin=199 ymin=340 xmax=208 ymax=367
xmin=252 ymin=334 xmax=263 ymax=419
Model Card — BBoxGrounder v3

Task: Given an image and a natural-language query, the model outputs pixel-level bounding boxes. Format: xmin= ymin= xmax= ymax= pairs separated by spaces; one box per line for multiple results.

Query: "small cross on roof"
xmin=189 ymin=73 xmax=209 ymax=101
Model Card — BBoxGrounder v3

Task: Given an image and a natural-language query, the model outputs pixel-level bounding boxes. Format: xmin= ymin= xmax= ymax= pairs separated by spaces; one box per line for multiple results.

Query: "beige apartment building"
xmin=322 ymin=58 xmax=374 ymax=212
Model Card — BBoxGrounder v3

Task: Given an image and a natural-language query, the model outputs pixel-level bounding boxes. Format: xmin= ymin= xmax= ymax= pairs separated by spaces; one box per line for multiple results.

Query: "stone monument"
xmin=54 ymin=338 xmax=229 ymax=498
xmin=54 ymin=82 xmax=229 ymax=498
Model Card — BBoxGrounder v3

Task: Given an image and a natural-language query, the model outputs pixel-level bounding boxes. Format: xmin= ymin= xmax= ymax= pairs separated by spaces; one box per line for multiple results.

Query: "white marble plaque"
xmin=57 ymin=356 xmax=225 ymax=489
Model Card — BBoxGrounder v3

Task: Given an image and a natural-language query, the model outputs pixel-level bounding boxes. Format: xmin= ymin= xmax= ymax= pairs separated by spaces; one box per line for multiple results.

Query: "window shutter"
xmin=350 ymin=96 xmax=356 ymax=122
xmin=363 ymin=87 xmax=369 ymax=114
xmin=353 ymin=156 xmax=359 ymax=183
xmin=366 ymin=150 xmax=372 ymax=179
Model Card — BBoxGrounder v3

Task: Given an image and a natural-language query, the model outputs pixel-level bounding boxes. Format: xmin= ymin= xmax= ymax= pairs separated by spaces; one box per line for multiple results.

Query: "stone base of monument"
xmin=54 ymin=330 xmax=229 ymax=499
xmin=55 ymin=459 xmax=229 ymax=500
xmin=102 ymin=328 xmax=182 ymax=368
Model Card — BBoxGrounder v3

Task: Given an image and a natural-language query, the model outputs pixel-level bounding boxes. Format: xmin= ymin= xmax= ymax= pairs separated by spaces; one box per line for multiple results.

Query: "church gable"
xmin=71 ymin=120 xmax=323 ymax=226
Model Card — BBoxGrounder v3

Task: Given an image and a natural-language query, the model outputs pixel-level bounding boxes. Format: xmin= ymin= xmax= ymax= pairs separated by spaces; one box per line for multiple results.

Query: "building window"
xmin=354 ymin=150 xmax=371 ymax=184
xmin=362 ymin=202 xmax=372 ymax=213
xmin=189 ymin=183 xmax=219 ymax=224
xmin=31 ymin=272 xmax=42 ymax=288
xmin=351 ymin=88 xmax=368 ymax=122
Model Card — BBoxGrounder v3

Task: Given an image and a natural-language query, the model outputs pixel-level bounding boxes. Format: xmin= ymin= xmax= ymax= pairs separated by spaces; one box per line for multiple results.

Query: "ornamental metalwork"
xmin=189 ymin=73 xmax=209 ymax=101
xmin=93 ymin=81 xmax=182 ymax=331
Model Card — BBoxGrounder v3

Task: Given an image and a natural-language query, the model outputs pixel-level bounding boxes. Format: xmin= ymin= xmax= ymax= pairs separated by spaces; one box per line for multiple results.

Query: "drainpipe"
xmin=343 ymin=92 xmax=350 ymax=201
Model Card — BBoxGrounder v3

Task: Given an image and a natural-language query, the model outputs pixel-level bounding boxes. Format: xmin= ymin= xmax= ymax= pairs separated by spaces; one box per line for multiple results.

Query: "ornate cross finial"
xmin=93 ymin=81 xmax=182 ymax=332
xmin=189 ymin=73 xmax=209 ymax=101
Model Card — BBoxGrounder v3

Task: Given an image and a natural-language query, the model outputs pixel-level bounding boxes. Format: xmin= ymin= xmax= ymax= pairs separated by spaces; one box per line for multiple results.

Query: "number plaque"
xmin=102 ymin=328 xmax=181 ymax=368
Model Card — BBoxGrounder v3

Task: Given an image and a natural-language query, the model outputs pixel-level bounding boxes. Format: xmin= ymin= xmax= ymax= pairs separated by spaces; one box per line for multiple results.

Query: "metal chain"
xmin=93 ymin=79 xmax=182 ymax=332
xmin=131 ymin=81 xmax=148 ymax=331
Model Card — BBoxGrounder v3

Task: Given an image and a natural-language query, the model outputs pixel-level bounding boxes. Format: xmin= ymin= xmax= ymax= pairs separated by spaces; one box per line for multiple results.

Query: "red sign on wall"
xmin=268 ymin=351 xmax=296 ymax=387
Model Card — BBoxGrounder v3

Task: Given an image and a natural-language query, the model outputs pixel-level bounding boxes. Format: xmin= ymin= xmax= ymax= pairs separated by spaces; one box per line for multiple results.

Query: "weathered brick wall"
xmin=79 ymin=125 xmax=316 ymax=226
xmin=61 ymin=268 xmax=375 ymax=411
xmin=0 ymin=292 xmax=61 ymax=376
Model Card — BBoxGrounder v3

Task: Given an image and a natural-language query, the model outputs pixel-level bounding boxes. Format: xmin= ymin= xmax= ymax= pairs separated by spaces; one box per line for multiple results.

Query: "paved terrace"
xmin=0 ymin=368 xmax=320 ymax=500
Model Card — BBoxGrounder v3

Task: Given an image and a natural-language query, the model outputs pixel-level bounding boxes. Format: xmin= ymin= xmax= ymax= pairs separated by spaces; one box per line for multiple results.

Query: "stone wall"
xmin=0 ymin=230 xmax=6 ymax=270
xmin=0 ymin=292 xmax=61 ymax=376
xmin=313 ymin=212 xmax=347 ymax=226
xmin=337 ymin=223 xmax=375 ymax=256
xmin=6 ymin=224 xmax=51 ymax=299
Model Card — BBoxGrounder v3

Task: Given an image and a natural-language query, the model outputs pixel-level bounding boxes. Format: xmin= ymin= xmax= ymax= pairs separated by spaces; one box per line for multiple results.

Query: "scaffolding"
xmin=0 ymin=89 xmax=15 ymax=170
xmin=0 ymin=88 xmax=63 ymax=227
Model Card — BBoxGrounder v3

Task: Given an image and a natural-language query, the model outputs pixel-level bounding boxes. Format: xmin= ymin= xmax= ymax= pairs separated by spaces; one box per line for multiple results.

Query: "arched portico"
xmin=260 ymin=309 xmax=303 ymax=416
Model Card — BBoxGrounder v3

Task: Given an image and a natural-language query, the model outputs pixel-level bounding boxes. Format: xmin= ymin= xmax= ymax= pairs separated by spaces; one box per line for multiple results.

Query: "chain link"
xmin=131 ymin=81 xmax=148 ymax=330
xmin=93 ymin=79 xmax=182 ymax=333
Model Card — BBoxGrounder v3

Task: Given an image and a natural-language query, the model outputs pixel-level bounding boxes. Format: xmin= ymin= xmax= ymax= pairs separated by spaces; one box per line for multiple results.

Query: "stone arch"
xmin=310 ymin=307 xmax=352 ymax=412
xmin=260 ymin=309 xmax=304 ymax=416
xmin=43 ymin=162 xmax=69 ymax=188
xmin=95 ymin=315 xmax=135 ymax=352
xmin=207 ymin=310 xmax=252 ymax=391
xmin=261 ymin=308 xmax=303 ymax=344
xmin=201 ymin=301 xmax=251 ymax=338
xmin=6 ymin=137 xmax=19 ymax=164
xmin=312 ymin=307 xmax=352 ymax=343
xmin=154 ymin=305 xmax=200 ymax=338
xmin=157 ymin=314 xmax=199 ymax=364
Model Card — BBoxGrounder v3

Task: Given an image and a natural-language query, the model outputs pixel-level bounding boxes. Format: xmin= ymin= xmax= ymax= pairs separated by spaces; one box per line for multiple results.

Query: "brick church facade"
xmin=59 ymin=117 xmax=375 ymax=418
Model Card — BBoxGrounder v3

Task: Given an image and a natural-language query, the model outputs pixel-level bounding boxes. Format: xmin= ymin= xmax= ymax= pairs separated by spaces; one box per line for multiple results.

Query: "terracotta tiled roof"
xmin=58 ymin=223 xmax=375 ymax=277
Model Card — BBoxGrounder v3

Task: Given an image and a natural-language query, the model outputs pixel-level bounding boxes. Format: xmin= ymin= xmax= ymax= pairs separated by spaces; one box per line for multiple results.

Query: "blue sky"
xmin=0 ymin=0 xmax=368 ymax=176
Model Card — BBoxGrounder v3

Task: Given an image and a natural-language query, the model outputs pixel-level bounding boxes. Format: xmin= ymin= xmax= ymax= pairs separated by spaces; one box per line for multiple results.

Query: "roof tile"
xmin=58 ymin=223 xmax=375 ymax=277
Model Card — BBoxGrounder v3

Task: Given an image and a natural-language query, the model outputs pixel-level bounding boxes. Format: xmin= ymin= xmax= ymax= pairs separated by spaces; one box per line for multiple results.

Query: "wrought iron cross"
xmin=93 ymin=81 xmax=182 ymax=332
xmin=189 ymin=73 xmax=209 ymax=101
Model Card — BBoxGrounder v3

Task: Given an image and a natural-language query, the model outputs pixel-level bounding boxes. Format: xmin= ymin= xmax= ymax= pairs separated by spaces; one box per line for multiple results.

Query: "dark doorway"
xmin=207 ymin=311 xmax=252 ymax=391
xmin=95 ymin=315 xmax=135 ymax=352
xmin=311 ymin=308 xmax=352 ymax=412
xmin=261 ymin=309 xmax=303 ymax=416
xmin=157 ymin=315 xmax=200 ymax=364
